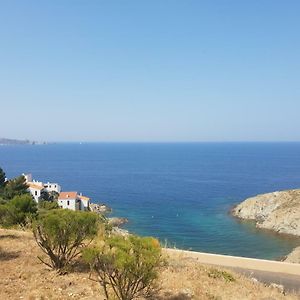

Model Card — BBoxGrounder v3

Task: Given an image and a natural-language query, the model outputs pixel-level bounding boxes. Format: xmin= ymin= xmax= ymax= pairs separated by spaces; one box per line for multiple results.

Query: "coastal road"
xmin=230 ymin=267 xmax=300 ymax=293
xmin=164 ymin=248 xmax=300 ymax=293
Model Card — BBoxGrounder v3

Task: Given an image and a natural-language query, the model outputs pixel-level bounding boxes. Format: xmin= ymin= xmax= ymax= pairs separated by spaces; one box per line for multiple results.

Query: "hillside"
xmin=0 ymin=228 xmax=298 ymax=300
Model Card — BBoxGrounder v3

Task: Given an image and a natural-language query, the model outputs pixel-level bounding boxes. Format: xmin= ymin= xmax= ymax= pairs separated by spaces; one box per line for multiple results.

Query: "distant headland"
xmin=0 ymin=138 xmax=47 ymax=145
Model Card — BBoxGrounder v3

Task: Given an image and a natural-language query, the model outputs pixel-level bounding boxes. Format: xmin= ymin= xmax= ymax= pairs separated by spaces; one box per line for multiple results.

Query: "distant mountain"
xmin=0 ymin=138 xmax=37 ymax=145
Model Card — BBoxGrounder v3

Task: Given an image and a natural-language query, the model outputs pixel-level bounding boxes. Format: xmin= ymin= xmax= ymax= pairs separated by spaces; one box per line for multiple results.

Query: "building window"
xmin=35 ymin=191 xmax=38 ymax=196
xmin=67 ymin=200 xmax=70 ymax=206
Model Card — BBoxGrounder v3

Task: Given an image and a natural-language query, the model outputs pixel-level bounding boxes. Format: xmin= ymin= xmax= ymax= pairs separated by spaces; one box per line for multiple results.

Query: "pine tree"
xmin=2 ymin=175 xmax=28 ymax=200
xmin=0 ymin=167 xmax=6 ymax=188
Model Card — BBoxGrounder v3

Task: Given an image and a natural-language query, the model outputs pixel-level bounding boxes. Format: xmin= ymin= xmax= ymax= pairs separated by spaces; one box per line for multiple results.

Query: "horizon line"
xmin=36 ymin=140 xmax=300 ymax=144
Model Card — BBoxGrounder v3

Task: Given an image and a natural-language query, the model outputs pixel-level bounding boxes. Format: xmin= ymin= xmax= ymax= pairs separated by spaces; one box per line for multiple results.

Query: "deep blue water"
xmin=1 ymin=142 xmax=300 ymax=259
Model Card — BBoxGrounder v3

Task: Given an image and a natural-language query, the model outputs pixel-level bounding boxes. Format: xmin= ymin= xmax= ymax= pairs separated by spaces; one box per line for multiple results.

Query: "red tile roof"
xmin=58 ymin=192 xmax=78 ymax=200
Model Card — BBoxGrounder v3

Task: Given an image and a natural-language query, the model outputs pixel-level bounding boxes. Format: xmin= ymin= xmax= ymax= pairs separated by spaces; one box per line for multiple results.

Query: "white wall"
xmin=58 ymin=198 xmax=77 ymax=210
xmin=28 ymin=187 xmax=41 ymax=203
xmin=81 ymin=199 xmax=90 ymax=211
xmin=23 ymin=173 xmax=32 ymax=182
xmin=44 ymin=182 xmax=61 ymax=193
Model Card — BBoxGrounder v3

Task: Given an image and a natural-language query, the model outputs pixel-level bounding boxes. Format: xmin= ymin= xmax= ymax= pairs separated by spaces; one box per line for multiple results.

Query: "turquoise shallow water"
xmin=1 ymin=142 xmax=300 ymax=259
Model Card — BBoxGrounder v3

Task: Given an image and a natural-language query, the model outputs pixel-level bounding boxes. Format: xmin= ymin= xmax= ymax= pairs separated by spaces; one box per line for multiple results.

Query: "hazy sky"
xmin=1 ymin=1 xmax=300 ymax=142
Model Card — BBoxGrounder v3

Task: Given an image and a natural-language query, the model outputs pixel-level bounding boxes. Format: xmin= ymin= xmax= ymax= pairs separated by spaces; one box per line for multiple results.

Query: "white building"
xmin=78 ymin=194 xmax=90 ymax=210
xmin=23 ymin=173 xmax=32 ymax=182
xmin=27 ymin=182 xmax=44 ymax=202
xmin=23 ymin=173 xmax=61 ymax=203
xmin=43 ymin=182 xmax=61 ymax=193
xmin=58 ymin=192 xmax=90 ymax=211
xmin=23 ymin=173 xmax=91 ymax=210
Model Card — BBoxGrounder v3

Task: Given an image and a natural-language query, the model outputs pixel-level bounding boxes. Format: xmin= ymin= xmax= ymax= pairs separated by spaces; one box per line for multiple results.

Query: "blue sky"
xmin=1 ymin=1 xmax=300 ymax=142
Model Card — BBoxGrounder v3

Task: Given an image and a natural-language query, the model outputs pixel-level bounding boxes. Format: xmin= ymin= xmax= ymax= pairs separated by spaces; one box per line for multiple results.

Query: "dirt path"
xmin=231 ymin=267 xmax=300 ymax=293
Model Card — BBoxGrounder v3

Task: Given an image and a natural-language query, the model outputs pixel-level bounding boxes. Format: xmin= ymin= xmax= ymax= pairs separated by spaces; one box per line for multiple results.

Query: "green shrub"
xmin=83 ymin=235 xmax=164 ymax=300
xmin=39 ymin=190 xmax=59 ymax=202
xmin=0 ymin=205 xmax=8 ymax=225
xmin=1 ymin=175 xmax=28 ymax=200
xmin=38 ymin=200 xmax=59 ymax=210
xmin=32 ymin=209 xmax=99 ymax=272
xmin=207 ymin=268 xmax=235 ymax=282
xmin=0 ymin=167 xmax=6 ymax=189
xmin=0 ymin=194 xmax=37 ymax=227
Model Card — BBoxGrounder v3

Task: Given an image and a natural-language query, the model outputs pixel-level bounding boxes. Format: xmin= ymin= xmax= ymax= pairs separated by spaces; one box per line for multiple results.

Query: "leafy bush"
xmin=39 ymin=190 xmax=59 ymax=202
xmin=83 ymin=235 xmax=164 ymax=300
xmin=0 ymin=194 xmax=37 ymax=227
xmin=0 ymin=205 xmax=8 ymax=225
xmin=33 ymin=209 xmax=99 ymax=272
xmin=1 ymin=175 xmax=28 ymax=200
xmin=0 ymin=167 xmax=6 ymax=189
xmin=38 ymin=200 xmax=59 ymax=210
xmin=207 ymin=268 xmax=235 ymax=282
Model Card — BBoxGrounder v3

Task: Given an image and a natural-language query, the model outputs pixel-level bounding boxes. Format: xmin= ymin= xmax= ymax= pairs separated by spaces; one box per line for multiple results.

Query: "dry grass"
xmin=159 ymin=253 xmax=300 ymax=300
xmin=0 ymin=228 xmax=299 ymax=300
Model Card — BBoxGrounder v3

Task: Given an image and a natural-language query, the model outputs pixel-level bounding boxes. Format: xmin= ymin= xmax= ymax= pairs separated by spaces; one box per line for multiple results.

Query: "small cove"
xmin=1 ymin=142 xmax=300 ymax=259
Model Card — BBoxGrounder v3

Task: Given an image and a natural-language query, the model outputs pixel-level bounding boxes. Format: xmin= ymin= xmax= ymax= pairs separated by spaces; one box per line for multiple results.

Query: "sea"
xmin=1 ymin=142 xmax=300 ymax=260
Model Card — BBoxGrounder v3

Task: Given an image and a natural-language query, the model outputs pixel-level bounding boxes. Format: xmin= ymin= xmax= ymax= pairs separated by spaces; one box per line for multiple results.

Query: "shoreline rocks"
xmin=89 ymin=203 xmax=129 ymax=236
xmin=232 ymin=189 xmax=300 ymax=263
xmin=89 ymin=203 xmax=112 ymax=214
xmin=232 ymin=189 xmax=300 ymax=237
xmin=111 ymin=227 xmax=130 ymax=237
xmin=108 ymin=217 xmax=128 ymax=227
xmin=283 ymin=246 xmax=300 ymax=264
xmin=108 ymin=217 xmax=129 ymax=237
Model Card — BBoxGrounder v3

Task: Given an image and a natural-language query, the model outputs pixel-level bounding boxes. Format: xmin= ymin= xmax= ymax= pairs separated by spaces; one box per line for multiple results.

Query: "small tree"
xmin=33 ymin=209 xmax=99 ymax=273
xmin=83 ymin=235 xmax=164 ymax=300
xmin=0 ymin=167 xmax=6 ymax=189
xmin=39 ymin=190 xmax=59 ymax=202
xmin=0 ymin=167 xmax=7 ymax=201
xmin=0 ymin=194 xmax=37 ymax=227
xmin=38 ymin=200 xmax=59 ymax=211
xmin=2 ymin=175 xmax=28 ymax=200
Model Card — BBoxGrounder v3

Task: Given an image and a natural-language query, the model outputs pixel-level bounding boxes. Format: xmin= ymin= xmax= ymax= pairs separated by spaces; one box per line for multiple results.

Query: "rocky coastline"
xmin=89 ymin=202 xmax=129 ymax=236
xmin=89 ymin=202 xmax=112 ymax=214
xmin=232 ymin=189 xmax=300 ymax=263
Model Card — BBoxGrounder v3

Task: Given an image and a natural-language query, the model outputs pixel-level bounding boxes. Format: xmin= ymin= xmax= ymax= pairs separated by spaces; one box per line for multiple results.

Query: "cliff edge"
xmin=232 ymin=189 xmax=300 ymax=237
xmin=284 ymin=246 xmax=300 ymax=263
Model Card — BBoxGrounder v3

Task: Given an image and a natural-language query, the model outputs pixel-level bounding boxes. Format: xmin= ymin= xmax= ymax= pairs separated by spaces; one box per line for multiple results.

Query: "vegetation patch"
xmin=83 ymin=235 xmax=165 ymax=300
xmin=207 ymin=268 xmax=236 ymax=282
xmin=32 ymin=209 xmax=99 ymax=273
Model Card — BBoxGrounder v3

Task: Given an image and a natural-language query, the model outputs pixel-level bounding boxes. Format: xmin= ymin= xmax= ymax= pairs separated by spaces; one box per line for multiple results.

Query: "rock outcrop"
xmin=232 ymin=189 xmax=300 ymax=237
xmin=89 ymin=203 xmax=112 ymax=214
xmin=108 ymin=217 xmax=128 ymax=227
xmin=283 ymin=246 xmax=300 ymax=264
xmin=111 ymin=227 xmax=130 ymax=237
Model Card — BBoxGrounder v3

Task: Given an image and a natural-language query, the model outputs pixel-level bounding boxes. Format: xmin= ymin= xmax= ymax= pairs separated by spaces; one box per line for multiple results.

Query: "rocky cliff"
xmin=232 ymin=189 xmax=300 ymax=237
xmin=284 ymin=246 xmax=300 ymax=264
